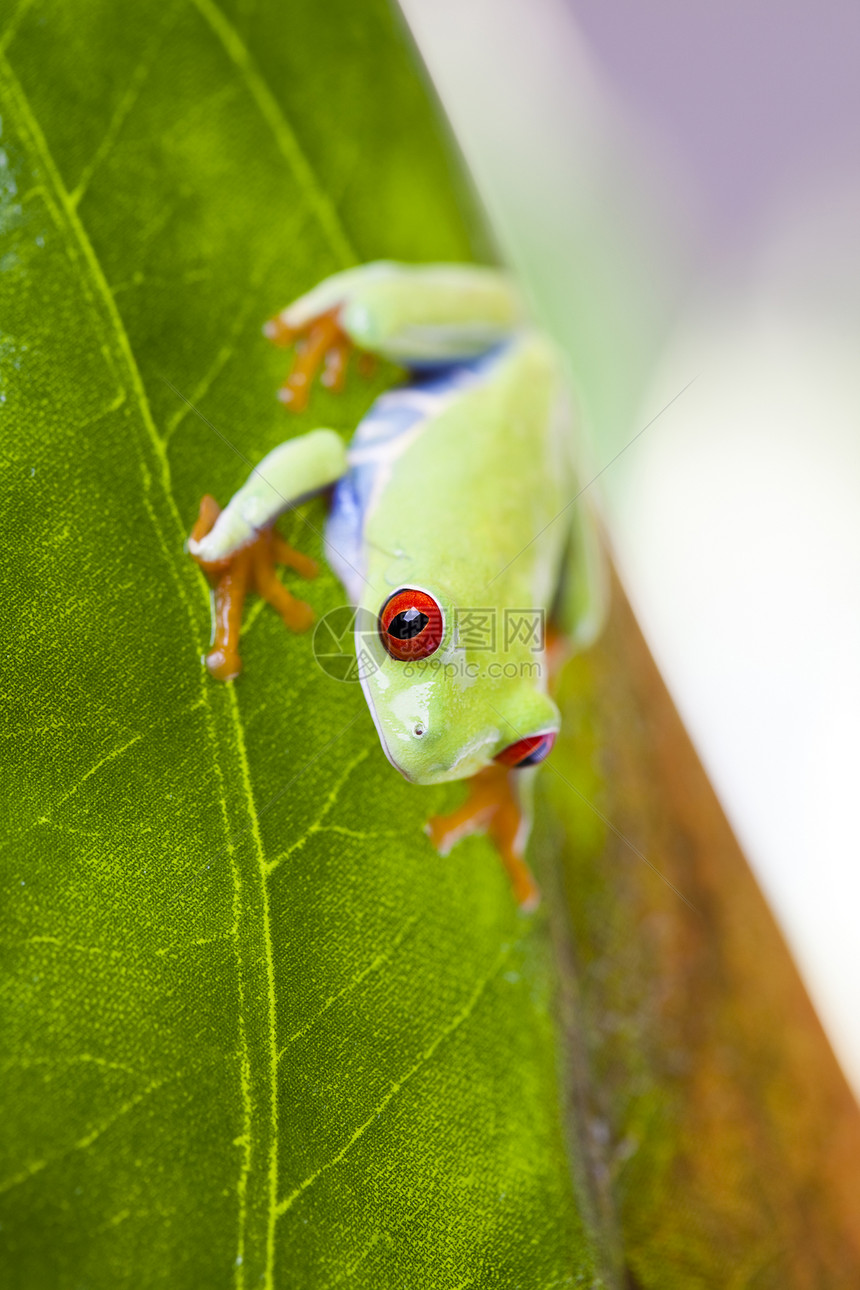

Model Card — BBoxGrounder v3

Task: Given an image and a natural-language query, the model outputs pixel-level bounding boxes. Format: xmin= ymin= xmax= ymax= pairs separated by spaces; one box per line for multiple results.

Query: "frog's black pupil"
xmin=388 ymin=608 xmax=429 ymax=640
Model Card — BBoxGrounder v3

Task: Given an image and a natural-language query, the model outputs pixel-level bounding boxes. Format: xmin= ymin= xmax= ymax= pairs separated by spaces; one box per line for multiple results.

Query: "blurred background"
xmin=400 ymin=0 xmax=860 ymax=1096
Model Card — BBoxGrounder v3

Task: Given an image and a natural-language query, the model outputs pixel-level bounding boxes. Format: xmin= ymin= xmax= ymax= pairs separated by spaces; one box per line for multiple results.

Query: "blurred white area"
xmin=400 ymin=0 xmax=860 ymax=1095
xmin=619 ymin=282 xmax=860 ymax=1094
xmin=401 ymin=0 xmax=690 ymax=441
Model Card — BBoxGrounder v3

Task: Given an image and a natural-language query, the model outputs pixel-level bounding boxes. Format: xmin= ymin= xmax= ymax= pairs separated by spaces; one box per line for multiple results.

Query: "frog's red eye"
xmin=495 ymin=732 xmax=556 ymax=768
xmin=378 ymin=588 xmax=444 ymax=661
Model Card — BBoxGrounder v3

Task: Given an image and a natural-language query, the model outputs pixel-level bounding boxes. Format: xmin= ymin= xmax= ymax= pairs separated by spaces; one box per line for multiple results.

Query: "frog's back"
xmin=326 ymin=334 xmax=576 ymax=607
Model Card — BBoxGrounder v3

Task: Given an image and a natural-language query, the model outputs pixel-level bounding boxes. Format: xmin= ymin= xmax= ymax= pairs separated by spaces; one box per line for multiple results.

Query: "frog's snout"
xmin=384 ymin=722 xmax=428 ymax=783
xmin=384 ymin=714 xmax=445 ymax=783
xmin=390 ymin=718 xmax=490 ymax=786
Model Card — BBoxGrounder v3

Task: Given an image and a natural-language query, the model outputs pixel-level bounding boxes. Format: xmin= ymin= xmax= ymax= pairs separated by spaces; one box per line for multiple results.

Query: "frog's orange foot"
xmin=263 ymin=304 xmax=359 ymax=412
xmin=188 ymin=495 xmax=318 ymax=681
xmin=426 ymin=764 xmax=540 ymax=912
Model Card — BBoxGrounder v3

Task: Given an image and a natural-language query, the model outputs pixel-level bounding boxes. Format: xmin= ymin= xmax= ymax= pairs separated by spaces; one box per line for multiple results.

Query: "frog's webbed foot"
xmin=264 ymin=305 xmax=373 ymax=412
xmin=426 ymin=765 xmax=540 ymax=912
xmin=189 ymin=495 xmax=318 ymax=681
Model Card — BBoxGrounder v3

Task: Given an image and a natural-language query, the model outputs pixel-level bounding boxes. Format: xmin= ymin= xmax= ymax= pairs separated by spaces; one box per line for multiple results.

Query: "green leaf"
xmin=0 ymin=1 xmax=609 ymax=1285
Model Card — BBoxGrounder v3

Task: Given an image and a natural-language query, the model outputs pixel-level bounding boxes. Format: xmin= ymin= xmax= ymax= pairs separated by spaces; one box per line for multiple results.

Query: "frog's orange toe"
xmin=425 ymin=805 xmax=491 ymax=858
xmin=277 ymin=376 xmax=310 ymax=412
xmin=266 ymin=305 xmax=354 ymax=412
xmin=263 ymin=314 xmax=299 ymax=347
xmin=273 ymin=533 xmax=318 ymax=580
xmin=250 ymin=533 xmax=316 ymax=632
xmin=509 ymin=864 xmax=541 ymax=913
xmin=424 ymin=816 xmax=449 ymax=853
xmin=187 ymin=496 xmax=318 ymax=683
xmin=205 ymin=646 xmax=242 ymax=682
xmin=284 ymin=599 xmax=315 ymax=633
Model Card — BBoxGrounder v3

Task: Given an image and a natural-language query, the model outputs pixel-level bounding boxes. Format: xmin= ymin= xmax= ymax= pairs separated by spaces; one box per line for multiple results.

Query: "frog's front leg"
xmin=189 ymin=497 xmax=316 ymax=681
xmin=264 ymin=261 xmax=524 ymax=409
xmin=187 ymin=429 xmax=346 ymax=680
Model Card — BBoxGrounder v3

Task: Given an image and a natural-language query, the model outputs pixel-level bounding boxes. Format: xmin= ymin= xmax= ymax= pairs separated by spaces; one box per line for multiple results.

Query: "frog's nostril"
xmin=413 ymin=722 xmax=426 ymax=738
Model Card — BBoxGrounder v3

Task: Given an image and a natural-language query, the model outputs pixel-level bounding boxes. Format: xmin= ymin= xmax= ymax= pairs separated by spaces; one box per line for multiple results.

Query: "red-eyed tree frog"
xmin=187 ymin=263 xmax=607 ymax=909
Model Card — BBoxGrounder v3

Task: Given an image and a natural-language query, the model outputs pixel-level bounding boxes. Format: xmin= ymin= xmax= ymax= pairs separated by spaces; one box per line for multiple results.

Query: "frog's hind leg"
xmin=265 ymin=306 xmax=350 ymax=412
xmin=264 ymin=262 xmax=525 ymax=410
xmin=426 ymin=765 xmax=540 ymax=912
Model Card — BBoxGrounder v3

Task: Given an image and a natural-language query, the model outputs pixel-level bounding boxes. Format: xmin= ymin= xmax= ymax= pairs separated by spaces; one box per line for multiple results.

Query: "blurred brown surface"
xmin=539 ymin=570 xmax=860 ymax=1287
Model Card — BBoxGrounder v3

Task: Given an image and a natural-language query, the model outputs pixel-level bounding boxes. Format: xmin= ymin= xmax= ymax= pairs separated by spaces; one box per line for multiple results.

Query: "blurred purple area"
xmin=400 ymin=0 xmax=860 ymax=1097
xmin=569 ymin=0 xmax=860 ymax=243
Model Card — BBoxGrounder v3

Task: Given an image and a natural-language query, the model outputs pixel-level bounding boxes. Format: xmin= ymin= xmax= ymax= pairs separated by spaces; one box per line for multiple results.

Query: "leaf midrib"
xmin=0 ymin=24 xmax=358 ymax=1282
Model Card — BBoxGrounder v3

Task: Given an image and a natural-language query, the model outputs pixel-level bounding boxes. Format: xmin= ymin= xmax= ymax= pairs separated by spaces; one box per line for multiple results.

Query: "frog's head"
xmin=357 ymin=585 xmax=560 ymax=785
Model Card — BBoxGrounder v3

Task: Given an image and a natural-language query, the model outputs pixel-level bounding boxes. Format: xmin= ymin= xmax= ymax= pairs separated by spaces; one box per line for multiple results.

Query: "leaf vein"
xmin=328 ymin=1190 xmax=436 ymax=1285
xmin=52 ymin=732 xmax=144 ymax=810
xmin=265 ymin=747 xmax=371 ymax=874
xmin=277 ymin=914 xmax=419 ymax=1060
xmin=162 ymin=247 xmax=280 ymax=447
xmin=0 ymin=1078 xmax=165 ymax=1196
xmin=1 ymin=1054 xmax=144 ymax=1078
xmin=224 ymin=684 xmax=280 ymax=1286
xmin=188 ymin=0 xmax=356 ymax=267
xmin=0 ymin=59 xmax=272 ymax=1282
xmin=0 ymin=0 xmax=33 ymax=57
xmin=275 ymin=939 xmax=521 ymax=1219
xmin=2 ymin=936 xmax=125 ymax=958
xmin=69 ymin=7 xmax=179 ymax=209
xmin=0 ymin=1054 xmax=237 ymax=1197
